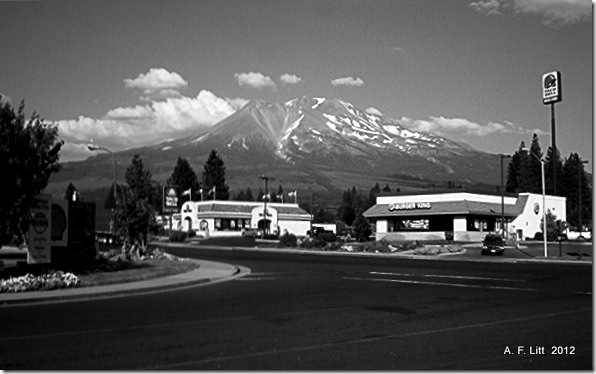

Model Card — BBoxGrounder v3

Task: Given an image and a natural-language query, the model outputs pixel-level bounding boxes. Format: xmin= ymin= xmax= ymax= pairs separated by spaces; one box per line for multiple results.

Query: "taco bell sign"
xmin=542 ymin=71 xmax=562 ymax=105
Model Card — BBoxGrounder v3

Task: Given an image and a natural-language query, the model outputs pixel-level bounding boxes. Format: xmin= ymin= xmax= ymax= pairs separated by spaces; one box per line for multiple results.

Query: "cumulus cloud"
xmin=280 ymin=73 xmax=303 ymax=85
xmin=469 ymin=0 xmax=591 ymax=26
xmin=124 ymin=68 xmax=188 ymax=100
xmin=399 ymin=116 xmax=536 ymax=137
xmin=55 ymin=90 xmax=236 ymax=160
xmin=234 ymin=71 xmax=276 ymax=90
xmin=331 ymin=76 xmax=364 ymax=87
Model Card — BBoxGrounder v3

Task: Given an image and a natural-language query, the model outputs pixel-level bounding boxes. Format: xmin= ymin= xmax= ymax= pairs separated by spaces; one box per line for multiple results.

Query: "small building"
xmin=363 ymin=190 xmax=566 ymax=242
xmin=179 ymin=200 xmax=312 ymax=237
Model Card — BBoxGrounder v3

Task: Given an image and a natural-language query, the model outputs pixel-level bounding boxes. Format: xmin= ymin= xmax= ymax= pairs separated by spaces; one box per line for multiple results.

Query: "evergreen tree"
xmin=519 ymin=134 xmax=543 ymax=193
xmin=245 ymin=187 xmax=255 ymax=202
xmin=202 ymin=150 xmax=230 ymax=200
xmin=257 ymin=187 xmax=265 ymax=202
xmin=544 ymin=146 xmax=564 ymax=196
xmin=382 ymin=184 xmax=391 ymax=192
xmin=368 ymin=183 xmax=381 ymax=207
xmin=0 ymin=99 xmax=63 ymax=247
xmin=561 ymin=153 xmax=592 ymax=229
xmin=168 ymin=157 xmax=201 ymax=207
xmin=505 ymin=141 xmax=526 ymax=193
xmin=235 ymin=190 xmax=247 ymax=201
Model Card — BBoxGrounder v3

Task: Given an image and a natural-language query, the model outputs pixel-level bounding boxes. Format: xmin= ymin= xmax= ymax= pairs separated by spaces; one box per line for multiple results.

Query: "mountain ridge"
xmin=48 ymin=95 xmax=501 ymax=199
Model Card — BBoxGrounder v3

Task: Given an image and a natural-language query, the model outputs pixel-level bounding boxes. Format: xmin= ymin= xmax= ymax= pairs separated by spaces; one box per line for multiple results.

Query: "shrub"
xmin=279 ymin=233 xmax=298 ymax=248
xmin=169 ymin=230 xmax=188 ymax=243
xmin=317 ymin=232 xmax=336 ymax=243
xmin=300 ymin=237 xmax=326 ymax=249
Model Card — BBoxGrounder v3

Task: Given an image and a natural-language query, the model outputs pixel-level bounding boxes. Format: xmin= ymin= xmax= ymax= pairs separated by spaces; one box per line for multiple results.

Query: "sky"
xmin=1 ymin=0 xmax=593 ymax=165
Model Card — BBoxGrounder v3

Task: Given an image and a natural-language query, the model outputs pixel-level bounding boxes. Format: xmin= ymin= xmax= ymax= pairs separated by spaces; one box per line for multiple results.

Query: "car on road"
xmin=481 ymin=234 xmax=505 ymax=255
xmin=241 ymin=228 xmax=263 ymax=238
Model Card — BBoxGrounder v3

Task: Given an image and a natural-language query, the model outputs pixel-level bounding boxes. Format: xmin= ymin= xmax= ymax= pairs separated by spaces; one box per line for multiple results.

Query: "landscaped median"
xmin=0 ymin=248 xmax=199 ymax=293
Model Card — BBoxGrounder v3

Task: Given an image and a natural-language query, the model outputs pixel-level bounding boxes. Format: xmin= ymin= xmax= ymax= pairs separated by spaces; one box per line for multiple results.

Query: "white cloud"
xmin=55 ymin=90 xmax=236 ymax=160
xmin=399 ymin=116 xmax=533 ymax=137
xmin=366 ymin=107 xmax=383 ymax=116
xmin=331 ymin=76 xmax=364 ymax=87
xmin=234 ymin=71 xmax=276 ymax=90
xmin=124 ymin=68 xmax=188 ymax=99
xmin=469 ymin=0 xmax=591 ymax=26
xmin=280 ymin=73 xmax=303 ymax=85
xmin=469 ymin=0 xmax=502 ymax=16
xmin=513 ymin=0 xmax=592 ymax=26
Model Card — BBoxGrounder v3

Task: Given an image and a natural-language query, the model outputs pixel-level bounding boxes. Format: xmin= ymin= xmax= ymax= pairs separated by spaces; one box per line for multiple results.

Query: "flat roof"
xmin=185 ymin=201 xmax=310 ymax=216
xmin=363 ymin=199 xmax=524 ymax=218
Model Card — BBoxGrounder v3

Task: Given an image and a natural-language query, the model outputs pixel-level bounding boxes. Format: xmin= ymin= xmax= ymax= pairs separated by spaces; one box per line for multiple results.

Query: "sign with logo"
xmin=28 ymin=194 xmax=52 ymax=264
xmin=51 ymin=200 xmax=69 ymax=247
xmin=542 ymin=71 xmax=561 ymax=104
xmin=388 ymin=202 xmax=432 ymax=211
xmin=163 ymin=186 xmax=179 ymax=212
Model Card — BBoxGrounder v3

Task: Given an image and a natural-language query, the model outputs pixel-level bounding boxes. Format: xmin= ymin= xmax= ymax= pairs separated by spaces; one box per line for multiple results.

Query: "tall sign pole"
xmin=542 ymin=71 xmax=562 ymax=195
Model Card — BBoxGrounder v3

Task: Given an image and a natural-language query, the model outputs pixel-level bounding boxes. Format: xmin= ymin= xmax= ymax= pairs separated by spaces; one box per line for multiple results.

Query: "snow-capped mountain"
xmin=51 ymin=96 xmax=501 ymax=196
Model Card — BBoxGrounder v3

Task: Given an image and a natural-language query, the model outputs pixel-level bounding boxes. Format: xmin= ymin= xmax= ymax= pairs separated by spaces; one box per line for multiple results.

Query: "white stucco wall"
xmin=510 ymin=193 xmax=566 ymax=240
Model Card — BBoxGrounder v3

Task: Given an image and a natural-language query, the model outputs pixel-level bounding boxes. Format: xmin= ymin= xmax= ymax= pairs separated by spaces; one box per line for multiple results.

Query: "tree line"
xmin=505 ymin=133 xmax=592 ymax=230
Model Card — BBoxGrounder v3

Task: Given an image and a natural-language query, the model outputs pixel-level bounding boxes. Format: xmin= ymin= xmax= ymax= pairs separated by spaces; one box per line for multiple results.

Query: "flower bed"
xmin=0 ymin=271 xmax=80 ymax=293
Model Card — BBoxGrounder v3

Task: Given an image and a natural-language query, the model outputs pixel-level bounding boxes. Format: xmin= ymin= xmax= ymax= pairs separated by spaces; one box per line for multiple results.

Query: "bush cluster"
xmin=278 ymin=233 xmax=298 ymax=247
xmin=169 ymin=230 xmax=188 ymax=242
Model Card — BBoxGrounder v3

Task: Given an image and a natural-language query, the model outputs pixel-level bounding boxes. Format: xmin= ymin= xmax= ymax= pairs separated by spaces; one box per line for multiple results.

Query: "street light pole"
xmin=525 ymin=148 xmax=547 ymax=257
xmin=259 ymin=175 xmax=275 ymax=235
xmin=578 ymin=160 xmax=589 ymax=239
xmin=500 ymin=154 xmax=512 ymax=237
xmin=88 ymin=144 xmax=117 ymax=233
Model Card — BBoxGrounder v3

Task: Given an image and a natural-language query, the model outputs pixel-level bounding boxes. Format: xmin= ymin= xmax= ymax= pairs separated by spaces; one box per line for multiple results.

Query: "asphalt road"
xmin=0 ymin=245 xmax=592 ymax=370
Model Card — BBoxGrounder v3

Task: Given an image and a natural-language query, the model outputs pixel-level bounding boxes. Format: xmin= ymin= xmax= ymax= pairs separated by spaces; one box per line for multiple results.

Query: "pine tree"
xmin=245 ymin=187 xmax=255 ymax=202
xmin=202 ymin=150 xmax=230 ymax=200
xmin=368 ymin=183 xmax=381 ymax=207
xmin=544 ymin=146 xmax=564 ymax=196
xmin=561 ymin=153 xmax=592 ymax=229
xmin=168 ymin=157 xmax=201 ymax=207
xmin=505 ymin=141 xmax=526 ymax=193
xmin=519 ymin=134 xmax=543 ymax=193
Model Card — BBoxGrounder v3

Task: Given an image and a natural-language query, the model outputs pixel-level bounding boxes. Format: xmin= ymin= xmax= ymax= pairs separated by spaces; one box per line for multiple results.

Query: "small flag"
xmin=209 ymin=186 xmax=216 ymax=195
xmin=182 ymin=188 xmax=191 ymax=196
xmin=288 ymin=191 xmax=296 ymax=197
xmin=262 ymin=193 xmax=270 ymax=201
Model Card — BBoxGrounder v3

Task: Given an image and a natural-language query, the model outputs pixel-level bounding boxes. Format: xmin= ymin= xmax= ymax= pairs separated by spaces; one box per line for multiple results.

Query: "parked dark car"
xmin=241 ymin=228 xmax=263 ymax=238
xmin=481 ymin=234 xmax=505 ymax=255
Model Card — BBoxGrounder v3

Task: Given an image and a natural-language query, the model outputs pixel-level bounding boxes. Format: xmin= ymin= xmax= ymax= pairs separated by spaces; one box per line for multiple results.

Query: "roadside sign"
xmin=163 ymin=186 xmax=179 ymax=212
xmin=28 ymin=194 xmax=52 ymax=264
xmin=542 ymin=71 xmax=562 ymax=104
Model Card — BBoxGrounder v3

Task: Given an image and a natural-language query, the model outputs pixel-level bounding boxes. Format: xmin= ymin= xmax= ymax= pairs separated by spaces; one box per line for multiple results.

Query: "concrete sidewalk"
xmin=0 ymin=256 xmax=248 ymax=306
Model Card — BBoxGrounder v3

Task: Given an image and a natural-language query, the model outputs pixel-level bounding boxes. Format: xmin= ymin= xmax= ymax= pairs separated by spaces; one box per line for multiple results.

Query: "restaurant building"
xmin=363 ymin=190 xmax=566 ymax=242
xmin=179 ymin=200 xmax=312 ymax=237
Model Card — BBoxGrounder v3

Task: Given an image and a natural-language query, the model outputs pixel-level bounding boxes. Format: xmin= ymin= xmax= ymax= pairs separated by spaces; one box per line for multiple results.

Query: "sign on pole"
xmin=28 ymin=194 xmax=52 ymax=264
xmin=163 ymin=186 xmax=179 ymax=212
xmin=542 ymin=71 xmax=562 ymax=104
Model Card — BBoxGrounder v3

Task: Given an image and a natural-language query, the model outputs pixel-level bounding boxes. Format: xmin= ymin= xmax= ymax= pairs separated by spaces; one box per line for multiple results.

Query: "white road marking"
xmin=345 ymin=277 xmax=539 ymax=292
xmin=370 ymin=271 xmax=525 ymax=282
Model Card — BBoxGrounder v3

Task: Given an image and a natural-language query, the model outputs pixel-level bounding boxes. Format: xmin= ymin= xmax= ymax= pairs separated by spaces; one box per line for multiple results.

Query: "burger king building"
xmin=363 ymin=190 xmax=566 ymax=242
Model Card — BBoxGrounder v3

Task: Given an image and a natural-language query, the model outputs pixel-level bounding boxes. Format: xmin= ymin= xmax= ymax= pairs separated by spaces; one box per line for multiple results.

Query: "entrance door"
xmin=184 ymin=217 xmax=192 ymax=232
xmin=258 ymin=219 xmax=271 ymax=232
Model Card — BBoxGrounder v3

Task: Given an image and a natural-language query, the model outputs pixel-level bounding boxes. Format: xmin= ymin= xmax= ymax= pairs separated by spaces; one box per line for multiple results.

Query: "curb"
xmin=0 ymin=259 xmax=247 ymax=306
